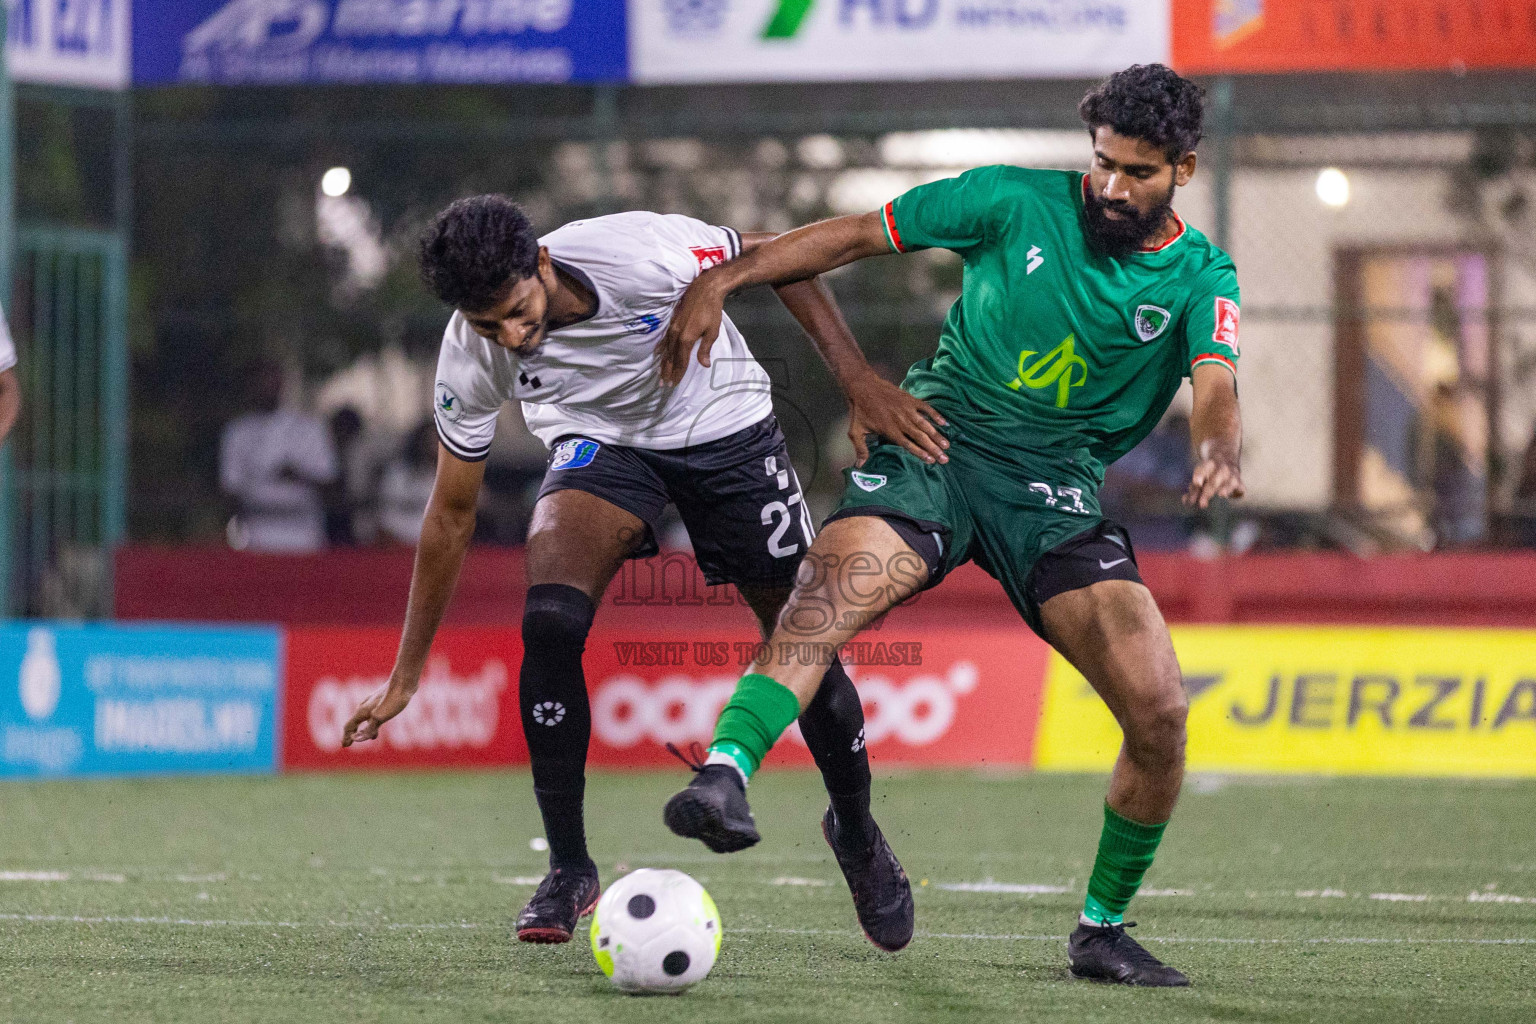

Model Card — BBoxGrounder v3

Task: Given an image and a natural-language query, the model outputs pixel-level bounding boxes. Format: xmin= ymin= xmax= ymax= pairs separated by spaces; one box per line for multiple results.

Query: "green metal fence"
xmin=5 ymin=227 xmax=127 ymax=616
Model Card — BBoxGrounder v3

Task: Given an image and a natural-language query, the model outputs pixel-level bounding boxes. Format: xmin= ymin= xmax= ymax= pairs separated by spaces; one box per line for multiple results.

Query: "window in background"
xmin=1335 ymin=248 xmax=1495 ymax=549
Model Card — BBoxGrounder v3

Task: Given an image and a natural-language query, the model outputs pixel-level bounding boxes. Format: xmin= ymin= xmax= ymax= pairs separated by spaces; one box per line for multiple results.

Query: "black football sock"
xmin=798 ymin=656 xmax=876 ymax=849
xmin=520 ymin=583 xmax=597 ymax=872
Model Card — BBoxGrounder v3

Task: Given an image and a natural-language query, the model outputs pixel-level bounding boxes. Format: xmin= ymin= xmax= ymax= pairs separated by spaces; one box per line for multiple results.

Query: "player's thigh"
xmin=775 ymin=515 xmax=929 ymax=642
xmin=527 ymin=436 xmax=671 ymax=601
xmin=1038 ymin=579 xmax=1184 ymax=729
xmin=526 ymin=489 xmax=650 ymax=602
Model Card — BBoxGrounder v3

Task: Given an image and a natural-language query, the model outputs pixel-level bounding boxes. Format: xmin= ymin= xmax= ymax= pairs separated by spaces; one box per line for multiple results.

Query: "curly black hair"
xmin=1078 ymin=64 xmax=1206 ymax=164
xmin=418 ymin=195 xmax=541 ymax=311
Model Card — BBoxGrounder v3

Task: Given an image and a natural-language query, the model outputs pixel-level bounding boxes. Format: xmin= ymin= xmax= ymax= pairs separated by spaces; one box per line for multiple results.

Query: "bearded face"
xmin=1082 ymin=178 xmax=1177 ymax=257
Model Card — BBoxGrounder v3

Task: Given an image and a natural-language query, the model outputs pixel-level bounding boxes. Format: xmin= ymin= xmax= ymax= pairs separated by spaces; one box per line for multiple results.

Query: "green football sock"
xmin=707 ymin=673 xmax=802 ymax=779
xmin=1082 ymin=802 xmax=1168 ymax=925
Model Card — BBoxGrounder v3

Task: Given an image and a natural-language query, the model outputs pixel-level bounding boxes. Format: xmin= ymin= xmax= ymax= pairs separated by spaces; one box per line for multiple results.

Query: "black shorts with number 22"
xmin=533 ymin=415 xmax=814 ymax=589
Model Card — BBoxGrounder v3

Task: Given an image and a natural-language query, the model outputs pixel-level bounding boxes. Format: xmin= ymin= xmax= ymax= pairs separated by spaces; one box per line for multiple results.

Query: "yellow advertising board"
xmin=1034 ymin=627 xmax=1536 ymax=777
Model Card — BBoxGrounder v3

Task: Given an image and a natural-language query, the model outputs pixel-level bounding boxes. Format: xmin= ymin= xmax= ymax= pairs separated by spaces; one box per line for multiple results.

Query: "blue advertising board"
xmin=0 ymin=624 xmax=281 ymax=778
xmin=131 ymin=0 xmax=627 ymax=85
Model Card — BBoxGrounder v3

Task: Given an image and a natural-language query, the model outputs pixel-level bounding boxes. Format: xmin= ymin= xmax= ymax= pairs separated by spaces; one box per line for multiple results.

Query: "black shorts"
xmin=534 ymin=415 xmax=814 ymax=589
xmin=872 ymin=514 xmax=1144 ymax=639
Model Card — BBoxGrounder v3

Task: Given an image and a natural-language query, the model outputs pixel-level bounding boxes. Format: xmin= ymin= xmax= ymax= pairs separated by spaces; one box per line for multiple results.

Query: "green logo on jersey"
xmin=1134 ymin=305 xmax=1172 ymax=342
xmin=1008 ymin=335 xmax=1088 ymax=409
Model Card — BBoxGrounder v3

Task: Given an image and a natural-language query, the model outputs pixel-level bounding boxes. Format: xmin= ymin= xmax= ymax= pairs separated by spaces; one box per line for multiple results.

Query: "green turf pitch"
xmin=0 ymin=771 xmax=1532 ymax=1023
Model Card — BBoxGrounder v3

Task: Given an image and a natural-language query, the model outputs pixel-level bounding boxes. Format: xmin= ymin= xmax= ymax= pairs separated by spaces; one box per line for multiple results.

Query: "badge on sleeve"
xmin=1213 ymin=297 xmax=1241 ymax=355
xmin=435 ymin=382 xmax=465 ymax=423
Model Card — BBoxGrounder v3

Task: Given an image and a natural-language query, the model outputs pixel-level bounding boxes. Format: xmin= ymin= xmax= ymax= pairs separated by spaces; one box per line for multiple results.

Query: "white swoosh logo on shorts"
xmin=1099 ymin=557 xmax=1129 ymax=570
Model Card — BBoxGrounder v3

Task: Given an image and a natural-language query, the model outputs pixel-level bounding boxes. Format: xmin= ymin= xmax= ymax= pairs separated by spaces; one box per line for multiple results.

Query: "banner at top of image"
xmin=131 ymin=0 xmax=628 ymax=85
xmin=629 ymin=0 xmax=1169 ymax=84
xmin=6 ymin=0 xmax=131 ymax=88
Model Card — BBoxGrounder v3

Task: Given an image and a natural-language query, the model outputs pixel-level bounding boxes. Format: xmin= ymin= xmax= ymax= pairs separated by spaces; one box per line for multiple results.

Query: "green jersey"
xmin=880 ymin=165 xmax=1241 ymax=484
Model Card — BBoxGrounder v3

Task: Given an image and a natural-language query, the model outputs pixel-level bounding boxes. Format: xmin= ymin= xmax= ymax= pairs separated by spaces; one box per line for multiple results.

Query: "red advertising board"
xmin=282 ymin=625 xmax=1051 ymax=772
xmin=284 ymin=627 xmax=527 ymax=770
xmin=1173 ymin=0 xmax=1536 ymax=74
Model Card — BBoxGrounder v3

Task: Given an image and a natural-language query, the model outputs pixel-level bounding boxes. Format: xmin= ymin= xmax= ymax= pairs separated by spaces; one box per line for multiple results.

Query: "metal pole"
xmin=0 ymin=4 xmax=16 ymax=618
xmin=1208 ymin=77 xmax=1235 ymax=547
xmin=591 ymin=85 xmax=618 ymax=215
xmin=1210 ymin=76 xmax=1234 ymax=253
xmin=101 ymin=89 xmax=132 ymax=616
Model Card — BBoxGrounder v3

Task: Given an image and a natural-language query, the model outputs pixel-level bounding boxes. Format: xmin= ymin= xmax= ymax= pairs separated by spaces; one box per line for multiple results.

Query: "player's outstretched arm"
xmin=658 ymin=211 xmax=892 ymax=385
xmin=741 ymin=232 xmax=948 ymax=466
xmin=342 ymin=443 xmax=485 ymax=746
xmin=1185 ymin=363 xmax=1245 ymax=510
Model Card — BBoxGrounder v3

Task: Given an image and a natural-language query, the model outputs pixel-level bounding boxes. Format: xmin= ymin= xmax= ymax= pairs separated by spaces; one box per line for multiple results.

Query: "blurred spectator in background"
xmin=220 ymin=361 xmax=338 ymax=552
xmin=324 ymin=407 xmax=365 ymax=545
xmin=1513 ymin=422 xmax=1536 ymax=548
xmin=0 ymin=302 xmax=18 ymax=443
xmin=1427 ymin=383 xmax=1486 ymax=548
xmin=377 ymin=420 xmax=438 ymax=546
xmin=1099 ymin=411 xmax=1193 ymax=551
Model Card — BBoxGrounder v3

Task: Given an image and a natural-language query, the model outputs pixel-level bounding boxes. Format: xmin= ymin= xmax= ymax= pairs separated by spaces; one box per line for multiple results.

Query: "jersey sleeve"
xmin=881 ymin=165 xmax=1004 ymax=254
xmin=645 ymin=213 xmax=743 ymax=287
xmin=1184 ymin=259 xmax=1241 ymax=380
xmin=433 ymin=320 xmax=503 ymax=463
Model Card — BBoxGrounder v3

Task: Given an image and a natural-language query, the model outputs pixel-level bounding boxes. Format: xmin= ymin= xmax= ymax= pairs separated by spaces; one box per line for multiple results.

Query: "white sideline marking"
xmin=1296 ymin=889 xmax=1347 ymax=898
xmin=491 ymin=876 xmax=546 ymax=886
xmin=937 ymin=882 xmax=1071 ymax=895
xmin=0 ymin=871 xmax=68 ymax=882
xmin=745 ymin=927 xmax=1536 ymax=946
xmin=0 ymin=913 xmax=1530 ymax=947
xmin=1369 ymin=893 xmax=1430 ymax=902
xmin=0 ymin=913 xmax=480 ymax=930
xmin=1138 ymin=888 xmax=1194 ymax=897
xmin=770 ymin=876 xmax=831 ymax=887
xmin=1468 ymin=892 xmax=1536 ymax=904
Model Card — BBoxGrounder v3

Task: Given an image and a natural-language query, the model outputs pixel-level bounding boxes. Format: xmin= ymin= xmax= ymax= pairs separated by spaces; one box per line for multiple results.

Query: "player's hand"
xmin=1184 ymin=456 xmax=1244 ymax=509
xmin=659 ymin=274 xmax=728 ymax=385
xmin=845 ymin=374 xmax=948 ymax=466
xmin=341 ymin=680 xmax=415 ymax=747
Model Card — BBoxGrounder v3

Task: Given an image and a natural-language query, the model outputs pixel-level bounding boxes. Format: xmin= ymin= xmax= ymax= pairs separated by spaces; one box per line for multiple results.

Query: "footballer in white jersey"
xmin=342 ymin=196 xmax=945 ymax=950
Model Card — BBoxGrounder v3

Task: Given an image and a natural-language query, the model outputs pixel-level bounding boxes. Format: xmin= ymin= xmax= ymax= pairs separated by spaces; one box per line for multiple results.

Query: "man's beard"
xmin=1083 ymin=182 xmax=1177 ymax=257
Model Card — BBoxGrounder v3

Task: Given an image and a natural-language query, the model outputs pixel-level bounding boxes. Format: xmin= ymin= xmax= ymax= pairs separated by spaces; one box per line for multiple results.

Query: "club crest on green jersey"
xmin=1008 ymin=335 xmax=1088 ymax=409
xmin=1134 ymin=305 xmax=1172 ymax=342
xmin=851 ymin=471 xmax=887 ymax=492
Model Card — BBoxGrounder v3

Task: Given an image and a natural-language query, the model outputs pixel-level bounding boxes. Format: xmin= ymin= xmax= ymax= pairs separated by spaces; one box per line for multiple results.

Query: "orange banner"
xmin=1173 ymin=1 xmax=1536 ymax=74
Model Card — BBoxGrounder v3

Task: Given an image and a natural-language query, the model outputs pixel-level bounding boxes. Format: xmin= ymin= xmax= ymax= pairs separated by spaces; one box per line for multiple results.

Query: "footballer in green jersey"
xmin=660 ymin=64 xmax=1244 ymax=987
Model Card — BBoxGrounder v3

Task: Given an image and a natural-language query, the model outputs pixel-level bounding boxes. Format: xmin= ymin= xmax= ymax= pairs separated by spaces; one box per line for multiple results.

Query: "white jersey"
xmin=432 ymin=211 xmax=773 ymax=459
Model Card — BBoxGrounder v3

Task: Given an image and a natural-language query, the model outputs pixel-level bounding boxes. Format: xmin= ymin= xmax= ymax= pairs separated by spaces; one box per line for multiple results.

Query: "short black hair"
xmin=1078 ymin=64 xmax=1205 ymax=164
xmin=418 ymin=195 xmax=540 ymax=311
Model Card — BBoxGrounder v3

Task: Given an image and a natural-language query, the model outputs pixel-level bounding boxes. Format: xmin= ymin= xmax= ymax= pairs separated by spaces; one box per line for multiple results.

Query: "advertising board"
xmin=283 ymin=624 xmax=1051 ymax=770
xmin=6 ymin=0 xmax=131 ymax=88
xmin=131 ymin=0 xmax=628 ymax=85
xmin=0 ymin=623 xmax=281 ymax=777
xmin=1171 ymin=0 xmax=1536 ymax=74
xmin=1036 ymin=626 xmax=1536 ymax=777
xmin=630 ymin=0 xmax=1170 ymax=83
xmin=283 ymin=626 xmax=527 ymax=770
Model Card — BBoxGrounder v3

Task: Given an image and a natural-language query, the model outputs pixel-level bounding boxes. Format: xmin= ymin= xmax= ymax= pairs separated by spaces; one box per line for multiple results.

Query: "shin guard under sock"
xmin=520 ymin=583 xmax=596 ymax=869
xmin=798 ymin=657 xmax=876 ymax=849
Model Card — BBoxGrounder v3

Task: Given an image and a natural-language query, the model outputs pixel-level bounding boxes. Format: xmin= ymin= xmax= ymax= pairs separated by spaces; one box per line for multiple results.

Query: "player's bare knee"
xmin=1124 ymin=688 xmax=1188 ymax=769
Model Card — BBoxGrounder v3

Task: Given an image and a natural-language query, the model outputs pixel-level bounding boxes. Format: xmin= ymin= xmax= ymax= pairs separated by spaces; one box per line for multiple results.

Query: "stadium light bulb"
xmin=1316 ymin=167 xmax=1350 ymax=208
xmin=321 ymin=166 xmax=353 ymax=198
